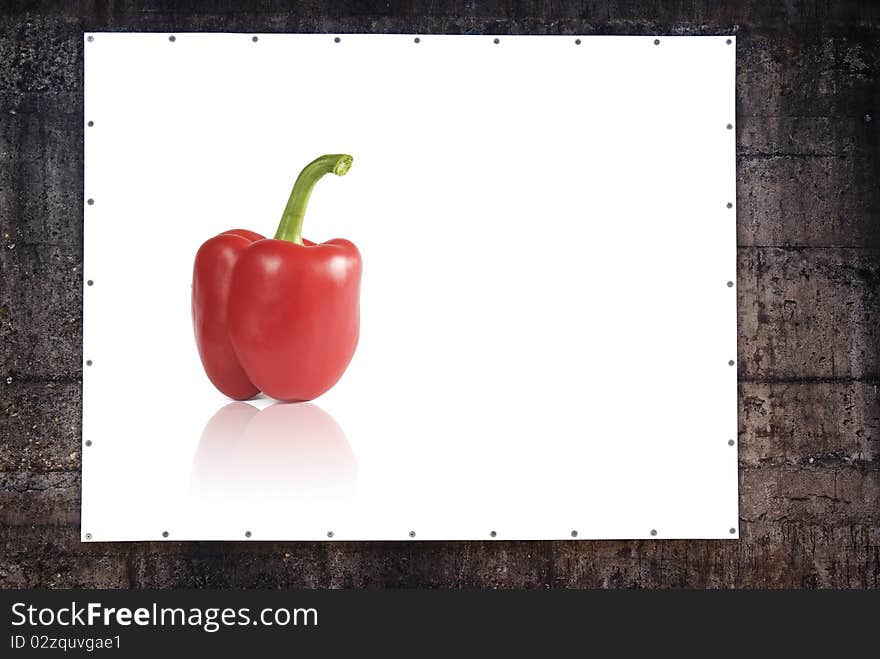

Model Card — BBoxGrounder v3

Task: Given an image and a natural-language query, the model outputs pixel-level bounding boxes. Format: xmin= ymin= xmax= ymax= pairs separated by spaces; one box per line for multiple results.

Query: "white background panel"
xmin=82 ymin=34 xmax=738 ymax=541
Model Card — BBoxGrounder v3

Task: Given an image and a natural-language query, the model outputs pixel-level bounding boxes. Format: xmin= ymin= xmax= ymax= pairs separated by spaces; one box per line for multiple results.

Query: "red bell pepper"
xmin=192 ymin=154 xmax=360 ymax=402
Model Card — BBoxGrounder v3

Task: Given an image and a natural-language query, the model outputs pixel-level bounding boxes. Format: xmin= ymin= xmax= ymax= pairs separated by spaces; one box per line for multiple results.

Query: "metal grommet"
xmin=85 ymin=533 xmax=92 ymax=540
xmin=87 ymin=120 xmax=94 ymax=127
xmin=493 ymin=38 xmax=500 ymax=44
xmin=727 ymin=281 xmax=734 ymax=287
xmin=729 ymin=527 xmax=736 ymax=535
xmin=252 ymin=36 xmax=258 ymax=42
xmin=728 ymin=359 xmax=735 ymax=366
xmin=575 ymin=38 xmax=581 ymax=45
xmin=245 ymin=530 xmax=252 ymax=538
xmin=87 ymin=36 xmax=94 ymax=43
xmin=168 ymin=35 xmax=176 ymax=42
xmin=654 ymin=38 xmax=660 ymax=45
xmin=86 ymin=360 xmax=93 ymax=366
xmin=414 ymin=37 xmax=420 ymax=43
xmin=162 ymin=531 xmax=169 ymax=538
xmin=571 ymin=530 xmax=578 ymax=538
xmin=409 ymin=530 xmax=416 ymax=538
xmin=650 ymin=529 xmax=658 ymax=537
xmin=727 ymin=202 xmax=733 ymax=209
xmin=726 ymin=38 xmax=732 ymax=45
xmin=728 ymin=439 xmax=735 ymax=446
xmin=87 ymin=198 xmax=94 ymax=205
xmin=87 ymin=280 xmax=94 ymax=286
xmin=85 ymin=440 xmax=92 ymax=447
xmin=490 ymin=531 xmax=497 ymax=538
xmin=726 ymin=123 xmax=733 ymax=130
xmin=334 ymin=36 xmax=341 ymax=43
xmin=327 ymin=531 xmax=334 ymax=538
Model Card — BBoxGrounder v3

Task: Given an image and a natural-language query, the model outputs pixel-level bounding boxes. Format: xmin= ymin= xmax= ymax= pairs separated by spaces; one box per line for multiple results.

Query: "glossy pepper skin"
xmin=192 ymin=228 xmax=264 ymax=400
xmin=192 ymin=154 xmax=360 ymax=402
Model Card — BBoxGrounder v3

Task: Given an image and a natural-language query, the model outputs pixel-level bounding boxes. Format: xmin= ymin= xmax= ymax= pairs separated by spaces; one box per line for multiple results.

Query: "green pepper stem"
xmin=274 ymin=154 xmax=353 ymax=244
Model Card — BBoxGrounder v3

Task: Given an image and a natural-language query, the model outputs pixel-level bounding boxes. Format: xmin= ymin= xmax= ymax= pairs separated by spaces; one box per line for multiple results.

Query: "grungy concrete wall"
xmin=1 ymin=1 xmax=878 ymax=588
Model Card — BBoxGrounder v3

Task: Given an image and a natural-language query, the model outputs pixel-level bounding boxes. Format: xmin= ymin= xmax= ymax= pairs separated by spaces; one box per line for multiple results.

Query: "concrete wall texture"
xmin=1 ymin=1 xmax=878 ymax=588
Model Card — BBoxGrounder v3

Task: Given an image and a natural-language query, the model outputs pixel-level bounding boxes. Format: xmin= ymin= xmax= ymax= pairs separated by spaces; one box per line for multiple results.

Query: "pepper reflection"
xmin=190 ymin=402 xmax=356 ymax=501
